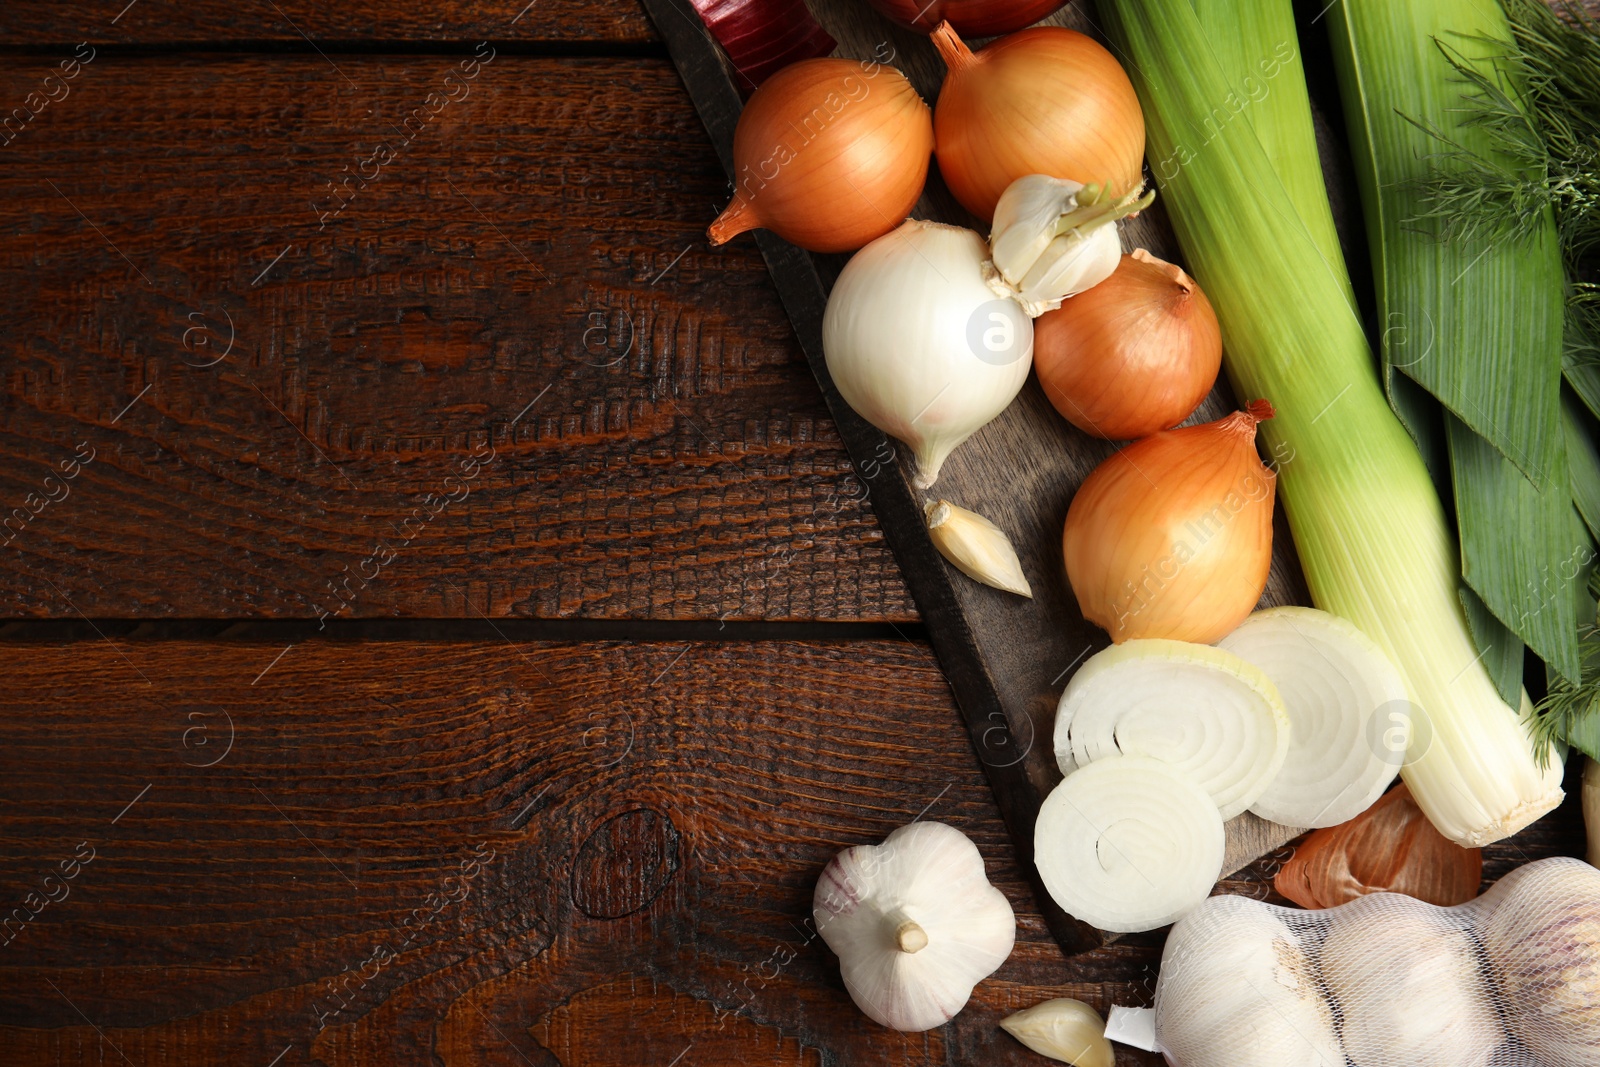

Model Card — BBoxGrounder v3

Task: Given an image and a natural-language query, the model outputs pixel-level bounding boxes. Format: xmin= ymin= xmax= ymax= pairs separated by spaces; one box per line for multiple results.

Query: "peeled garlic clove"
xmin=814 ymin=821 xmax=1016 ymax=1031
xmin=987 ymin=175 xmax=1154 ymax=316
xmin=1001 ymin=998 xmax=1115 ymax=1067
xmin=926 ymin=499 xmax=1032 ymax=598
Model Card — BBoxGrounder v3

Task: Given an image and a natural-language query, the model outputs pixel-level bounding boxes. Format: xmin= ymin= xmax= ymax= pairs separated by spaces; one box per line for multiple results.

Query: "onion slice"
xmin=1054 ymin=640 xmax=1288 ymax=819
xmin=1218 ymin=606 xmax=1409 ymax=828
xmin=1035 ymin=755 xmax=1225 ymax=932
xmin=686 ymin=0 xmax=837 ymax=95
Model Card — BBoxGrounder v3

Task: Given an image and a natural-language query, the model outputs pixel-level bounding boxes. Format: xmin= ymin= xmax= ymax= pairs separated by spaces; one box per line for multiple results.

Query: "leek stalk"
xmin=1325 ymin=0 xmax=1588 ymax=688
xmin=1097 ymin=0 xmax=1564 ymax=845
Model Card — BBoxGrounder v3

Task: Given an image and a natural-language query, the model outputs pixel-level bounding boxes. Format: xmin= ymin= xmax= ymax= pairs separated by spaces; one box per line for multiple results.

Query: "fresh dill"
xmin=1530 ymin=570 xmax=1600 ymax=763
xmin=1406 ymin=0 xmax=1600 ymax=361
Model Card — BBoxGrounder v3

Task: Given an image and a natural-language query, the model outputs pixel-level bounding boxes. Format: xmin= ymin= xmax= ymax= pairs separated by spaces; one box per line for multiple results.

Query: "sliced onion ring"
xmin=1218 ymin=606 xmax=1409 ymax=828
xmin=1054 ymin=639 xmax=1288 ymax=819
xmin=1035 ymin=755 xmax=1225 ymax=932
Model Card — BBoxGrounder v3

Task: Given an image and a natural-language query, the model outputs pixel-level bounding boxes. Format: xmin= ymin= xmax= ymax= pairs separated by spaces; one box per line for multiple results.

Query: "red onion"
xmin=687 ymin=0 xmax=837 ymax=94
xmin=863 ymin=0 xmax=1069 ymax=36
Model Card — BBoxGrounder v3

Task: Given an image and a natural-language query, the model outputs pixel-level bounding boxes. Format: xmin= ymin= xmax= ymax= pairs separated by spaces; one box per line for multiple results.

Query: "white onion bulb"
xmin=823 ymin=219 xmax=1032 ymax=488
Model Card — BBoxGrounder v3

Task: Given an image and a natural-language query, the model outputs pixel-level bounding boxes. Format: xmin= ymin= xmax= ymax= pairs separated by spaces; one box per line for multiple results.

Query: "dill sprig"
xmin=1406 ymin=0 xmax=1600 ymax=358
xmin=1529 ymin=570 xmax=1600 ymax=764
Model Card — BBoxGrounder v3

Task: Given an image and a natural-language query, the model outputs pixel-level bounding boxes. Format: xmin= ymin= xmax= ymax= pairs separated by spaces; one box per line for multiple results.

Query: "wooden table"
xmin=0 ymin=3 xmax=1586 ymax=1064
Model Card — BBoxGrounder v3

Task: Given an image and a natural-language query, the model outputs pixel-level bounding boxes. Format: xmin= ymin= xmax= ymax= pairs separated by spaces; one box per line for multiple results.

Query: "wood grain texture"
xmin=0 ymin=638 xmax=1153 ymax=1066
xmin=0 ymin=639 xmax=1581 ymax=1066
xmin=0 ymin=0 xmax=657 ymax=47
xmin=0 ymin=54 xmax=914 ymax=622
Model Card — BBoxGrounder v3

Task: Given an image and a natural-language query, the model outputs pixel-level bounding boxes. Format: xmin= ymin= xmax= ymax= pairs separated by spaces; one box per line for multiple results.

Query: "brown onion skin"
xmin=1035 ymin=250 xmax=1221 ymax=440
xmin=1063 ymin=403 xmax=1275 ymax=644
xmin=1274 ymin=783 xmax=1482 ymax=909
xmin=863 ymin=0 xmax=1069 ymax=37
xmin=709 ymin=58 xmax=934 ymax=254
xmin=933 ymin=23 xmax=1144 ymax=221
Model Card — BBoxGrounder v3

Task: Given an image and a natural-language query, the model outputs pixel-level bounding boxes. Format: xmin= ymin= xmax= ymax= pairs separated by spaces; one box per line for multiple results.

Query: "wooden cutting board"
xmin=643 ymin=0 xmax=1321 ymax=955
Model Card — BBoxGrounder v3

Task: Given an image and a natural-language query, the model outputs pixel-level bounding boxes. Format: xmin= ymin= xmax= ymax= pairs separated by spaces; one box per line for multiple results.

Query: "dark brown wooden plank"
xmin=0 ymin=638 xmax=1579 ymax=1065
xmin=0 ymin=1 xmax=657 ymax=47
xmin=0 ymin=55 xmax=915 ymax=622
xmin=0 ymin=637 xmax=1152 ymax=1065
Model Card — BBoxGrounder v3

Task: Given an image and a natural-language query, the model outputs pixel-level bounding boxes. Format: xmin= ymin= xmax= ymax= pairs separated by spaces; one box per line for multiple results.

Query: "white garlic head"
xmin=1479 ymin=857 xmax=1600 ymax=1064
xmin=1321 ymin=895 xmax=1502 ymax=1067
xmin=985 ymin=174 xmax=1152 ymax=317
xmin=1155 ymin=895 xmax=1342 ymax=1067
xmin=813 ymin=820 xmax=1015 ymax=1031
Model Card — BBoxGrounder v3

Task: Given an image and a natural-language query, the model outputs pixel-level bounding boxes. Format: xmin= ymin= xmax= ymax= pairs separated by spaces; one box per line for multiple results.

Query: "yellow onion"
xmin=1035 ymin=249 xmax=1221 ymax=440
xmin=932 ymin=22 xmax=1145 ymax=222
xmin=1063 ymin=402 xmax=1276 ymax=643
xmin=709 ymin=58 xmax=934 ymax=254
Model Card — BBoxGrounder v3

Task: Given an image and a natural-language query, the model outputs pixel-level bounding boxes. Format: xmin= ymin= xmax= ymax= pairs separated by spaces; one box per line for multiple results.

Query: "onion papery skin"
xmin=709 ymin=58 xmax=934 ymax=254
xmin=1273 ymin=783 xmax=1483 ymax=910
xmin=1034 ymin=250 xmax=1220 ymax=440
xmin=863 ymin=0 xmax=1069 ymax=37
xmin=1063 ymin=403 xmax=1276 ymax=643
xmin=932 ymin=23 xmax=1145 ymax=222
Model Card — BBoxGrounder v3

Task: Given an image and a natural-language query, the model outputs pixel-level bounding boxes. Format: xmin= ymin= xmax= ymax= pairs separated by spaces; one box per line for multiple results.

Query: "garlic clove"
xmin=813 ymin=821 xmax=1016 ymax=1031
xmin=926 ymin=499 xmax=1032 ymax=598
xmin=1001 ymin=998 xmax=1115 ymax=1067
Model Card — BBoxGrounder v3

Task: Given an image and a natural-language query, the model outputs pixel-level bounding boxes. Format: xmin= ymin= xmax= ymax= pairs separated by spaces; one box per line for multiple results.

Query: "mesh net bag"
xmin=1146 ymin=857 xmax=1600 ymax=1067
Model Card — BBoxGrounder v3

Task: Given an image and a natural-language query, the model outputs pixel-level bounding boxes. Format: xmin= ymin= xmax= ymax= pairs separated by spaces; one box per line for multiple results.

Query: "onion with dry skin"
xmin=709 ymin=58 xmax=933 ymax=253
xmin=931 ymin=22 xmax=1145 ymax=222
xmin=1274 ymin=783 xmax=1483 ymax=910
xmin=864 ymin=0 xmax=1069 ymax=37
xmin=1034 ymin=250 xmax=1221 ymax=439
xmin=1063 ymin=402 xmax=1276 ymax=643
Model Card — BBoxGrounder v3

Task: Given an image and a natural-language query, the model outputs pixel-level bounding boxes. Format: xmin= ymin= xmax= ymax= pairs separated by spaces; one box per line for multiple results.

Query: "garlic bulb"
xmin=824 ymin=219 xmax=1033 ymax=488
xmin=1479 ymin=857 xmax=1600 ymax=1064
xmin=986 ymin=175 xmax=1153 ymax=317
xmin=813 ymin=820 xmax=1015 ymax=1031
xmin=1107 ymin=859 xmax=1600 ymax=1067
xmin=926 ymin=499 xmax=1031 ymax=597
xmin=1001 ymin=998 xmax=1114 ymax=1067
xmin=1154 ymin=896 xmax=1342 ymax=1067
xmin=1320 ymin=895 xmax=1502 ymax=1067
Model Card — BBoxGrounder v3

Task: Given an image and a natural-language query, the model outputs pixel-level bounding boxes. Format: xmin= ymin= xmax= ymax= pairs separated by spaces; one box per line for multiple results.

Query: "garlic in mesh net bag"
xmin=1107 ymin=857 xmax=1600 ymax=1067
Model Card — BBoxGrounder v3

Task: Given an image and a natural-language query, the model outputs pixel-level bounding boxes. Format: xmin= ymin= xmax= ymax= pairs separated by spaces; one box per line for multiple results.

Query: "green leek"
xmin=1325 ymin=0 xmax=1587 ymax=687
xmin=1097 ymin=0 xmax=1563 ymax=845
